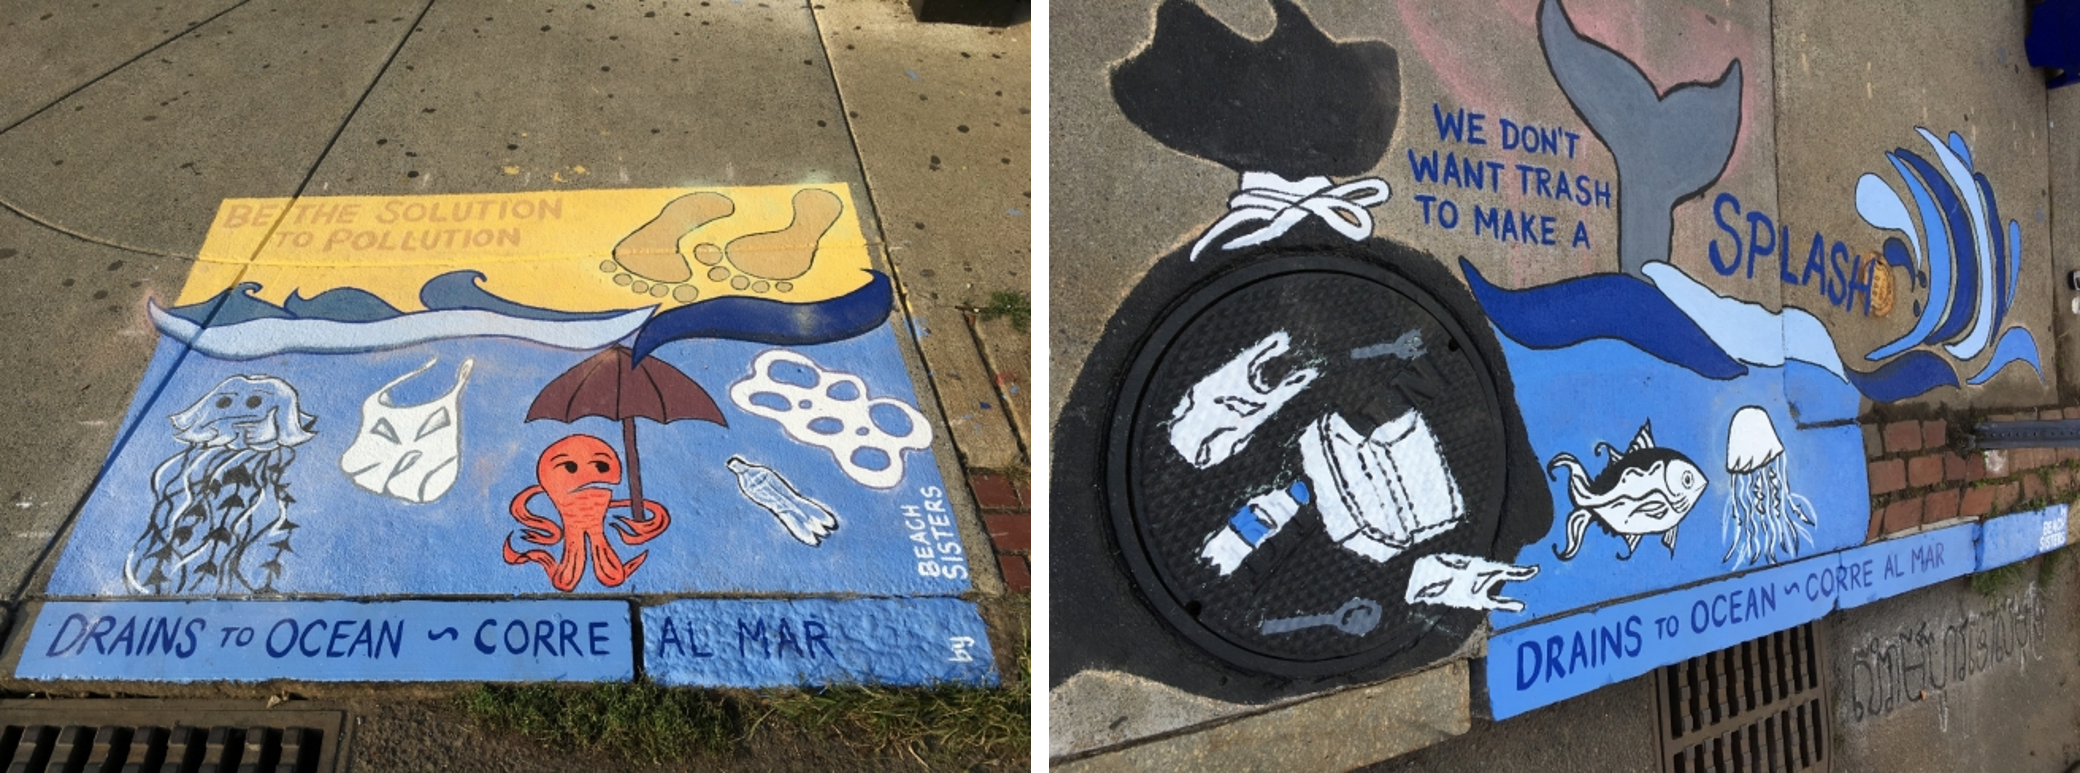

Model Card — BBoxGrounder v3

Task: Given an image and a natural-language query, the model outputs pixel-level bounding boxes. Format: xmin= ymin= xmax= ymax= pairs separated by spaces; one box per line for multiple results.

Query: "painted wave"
xmin=630 ymin=269 xmax=893 ymax=361
xmin=422 ymin=270 xmax=636 ymax=322
xmin=1464 ymin=259 xmax=1998 ymax=402
xmin=1460 ymin=258 xmax=1746 ymax=379
xmin=153 ymin=272 xmax=656 ymax=360
xmin=1641 ymin=262 xmax=1844 ymax=381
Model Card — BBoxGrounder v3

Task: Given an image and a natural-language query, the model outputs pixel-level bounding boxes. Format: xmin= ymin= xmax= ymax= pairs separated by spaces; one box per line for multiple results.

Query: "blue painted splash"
xmin=2007 ymin=219 xmax=2022 ymax=315
xmin=1851 ymin=129 xmax=2042 ymax=392
xmin=1865 ymin=152 xmax=1952 ymax=360
xmin=1974 ymin=172 xmax=2010 ymax=325
xmin=1892 ymin=147 xmax=1978 ymax=346
xmin=1880 ymin=237 xmax=1912 ymax=270
xmin=1844 ymin=350 xmax=1959 ymax=402
xmin=1460 ymin=259 xmax=1746 ymax=379
xmin=1965 ymin=326 xmax=2043 ymax=385
xmin=1946 ymin=130 xmax=1973 ymax=170
xmin=630 ymin=269 xmax=892 ymax=361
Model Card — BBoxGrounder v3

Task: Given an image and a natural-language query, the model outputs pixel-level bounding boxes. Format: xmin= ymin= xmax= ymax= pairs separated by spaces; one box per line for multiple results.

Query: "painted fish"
xmin=1547 ymin=420 xmax=1706 ymax=560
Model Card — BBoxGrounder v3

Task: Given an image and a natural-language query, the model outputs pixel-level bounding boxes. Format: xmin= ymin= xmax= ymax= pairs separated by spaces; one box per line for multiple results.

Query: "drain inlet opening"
xmin=1652 ymin=621 xmax=1832 ymax=773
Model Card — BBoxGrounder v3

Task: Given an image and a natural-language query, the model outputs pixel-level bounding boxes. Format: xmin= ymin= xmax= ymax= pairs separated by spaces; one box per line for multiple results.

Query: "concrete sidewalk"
xmin=0 ymin=0 xmax=1027 ymax=766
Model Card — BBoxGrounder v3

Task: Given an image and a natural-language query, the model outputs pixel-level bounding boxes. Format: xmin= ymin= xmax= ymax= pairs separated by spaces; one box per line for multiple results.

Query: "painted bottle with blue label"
xmin=1200 ymin=480 xmax=1312 ymax=574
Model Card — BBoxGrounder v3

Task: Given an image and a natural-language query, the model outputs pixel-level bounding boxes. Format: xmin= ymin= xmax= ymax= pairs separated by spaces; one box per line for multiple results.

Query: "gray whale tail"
xmin=1540 ymin=0 xmax=1743 ymax=279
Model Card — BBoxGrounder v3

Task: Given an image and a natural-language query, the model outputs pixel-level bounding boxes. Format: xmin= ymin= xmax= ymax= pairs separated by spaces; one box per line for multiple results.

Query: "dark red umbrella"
xmin=526 ymin=345 xmax=727 ymax=518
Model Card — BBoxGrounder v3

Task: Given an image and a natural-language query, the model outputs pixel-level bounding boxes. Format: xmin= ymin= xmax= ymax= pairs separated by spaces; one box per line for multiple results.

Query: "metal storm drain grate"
xmin=1653 ymin=622 xmax=1831 ymax=773
xmin=0 ymin=701 xmax=345 ymax=773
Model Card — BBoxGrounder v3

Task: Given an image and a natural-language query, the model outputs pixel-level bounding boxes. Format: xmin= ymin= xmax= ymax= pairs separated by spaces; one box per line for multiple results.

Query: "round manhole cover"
xmin=1108 ymin=252 xmax=1510 ymax=676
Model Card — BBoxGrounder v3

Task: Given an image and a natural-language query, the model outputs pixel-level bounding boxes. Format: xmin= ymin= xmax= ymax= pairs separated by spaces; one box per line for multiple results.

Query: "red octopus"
xmin=503 ymin=435 xmax=670 ymax=591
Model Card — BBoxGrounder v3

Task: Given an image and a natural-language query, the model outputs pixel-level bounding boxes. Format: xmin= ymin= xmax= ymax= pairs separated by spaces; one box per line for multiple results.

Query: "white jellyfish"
xmin=1721 ymin=407 xmax=1817 ymax=567
xmin=125 ymin=374 xmax=316 ymax=595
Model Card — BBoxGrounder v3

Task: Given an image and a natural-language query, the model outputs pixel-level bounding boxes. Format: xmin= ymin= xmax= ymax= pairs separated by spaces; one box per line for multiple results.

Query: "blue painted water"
xmin=1486 ymin=332 xmax=1870 ymax=631
xmin=51 ymin=323 xmax=967 ymax=599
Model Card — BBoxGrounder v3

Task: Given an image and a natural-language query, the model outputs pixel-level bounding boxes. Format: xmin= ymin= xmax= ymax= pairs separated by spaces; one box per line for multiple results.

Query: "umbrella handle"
xmin=623 ymin=416 xmax=644 ymax=517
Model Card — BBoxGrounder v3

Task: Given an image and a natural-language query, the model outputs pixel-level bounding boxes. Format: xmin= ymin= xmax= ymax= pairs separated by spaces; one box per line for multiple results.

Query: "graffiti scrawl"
xmin=126 ymin=375 xmax=316 ymax=595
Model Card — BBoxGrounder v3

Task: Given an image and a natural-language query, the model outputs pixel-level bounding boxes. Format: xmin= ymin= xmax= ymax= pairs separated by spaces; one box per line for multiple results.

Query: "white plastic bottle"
xmin=728 ymin=455 xmax=840 ymax=546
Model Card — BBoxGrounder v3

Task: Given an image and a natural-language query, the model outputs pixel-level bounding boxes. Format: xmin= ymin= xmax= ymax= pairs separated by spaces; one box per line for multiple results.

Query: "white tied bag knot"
xmin=1190 ymin=172 xmax=1393 ymax=261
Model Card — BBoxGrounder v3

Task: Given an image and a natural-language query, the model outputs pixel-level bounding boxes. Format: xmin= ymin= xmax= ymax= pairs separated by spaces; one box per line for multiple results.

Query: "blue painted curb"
xmin=15 ymin=599 xmax=633 ymax=683
xmin=1487 ymin=505 xmax=2067 ymax=719
xmin=643 ymin=596 xmax=997 ymax=688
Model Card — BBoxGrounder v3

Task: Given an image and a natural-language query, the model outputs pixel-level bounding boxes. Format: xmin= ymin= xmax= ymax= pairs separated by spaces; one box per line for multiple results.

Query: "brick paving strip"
xmin=972 ymin=470 xmax=1032 ymax=593
xmin=1866 ymin=409 xmax=2080 ymax=538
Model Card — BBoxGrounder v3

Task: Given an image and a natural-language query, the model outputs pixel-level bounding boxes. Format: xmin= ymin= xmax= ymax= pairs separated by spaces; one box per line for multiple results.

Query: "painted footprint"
xmin=695 ymin=188 xmax=844 ymax=294
xmin=603 ymin=191 xmax=735 ymax=302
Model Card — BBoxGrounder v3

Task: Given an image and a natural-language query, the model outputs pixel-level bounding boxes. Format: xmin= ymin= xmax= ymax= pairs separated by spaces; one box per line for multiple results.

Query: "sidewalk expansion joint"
xmin=0 ymin=0 xmax=258 ymax=142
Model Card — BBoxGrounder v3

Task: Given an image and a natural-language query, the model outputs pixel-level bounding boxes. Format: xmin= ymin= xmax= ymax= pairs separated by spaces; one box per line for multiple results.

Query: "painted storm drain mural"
xmin=1053 ymin=0 xmax=2045 ymax=715
xmin=20 ymin=184 xmax=995 ymax=688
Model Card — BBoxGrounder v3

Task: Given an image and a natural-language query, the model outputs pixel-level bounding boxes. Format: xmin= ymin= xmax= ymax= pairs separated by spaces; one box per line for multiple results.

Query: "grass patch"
xmin=1970 ymin=561 xmax=2027 ymax=595
xmin=978 ymin=290 xmax=1030 ymax=333
xmin=460 ymin=599 xmax=1030 ymax=768
xmin=1971 ymin=549 xmax=2066 ymax=597
xmin=457 ymin=681 xmax=738 ymax=765
xmin=762 ymin=640 xmax=1029 ymax=767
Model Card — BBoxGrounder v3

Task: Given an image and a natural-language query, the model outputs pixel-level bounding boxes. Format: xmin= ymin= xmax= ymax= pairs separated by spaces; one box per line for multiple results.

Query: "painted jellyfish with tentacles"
xmin=124 ymin=374 xmax=316 ymax=595
xmin=1720 ymin=406 xmax=1816 ymax=568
